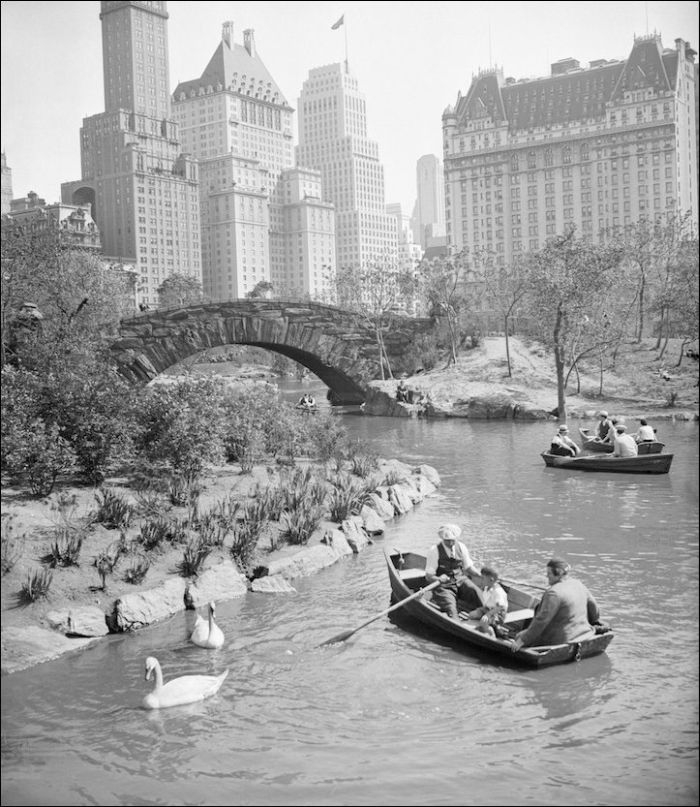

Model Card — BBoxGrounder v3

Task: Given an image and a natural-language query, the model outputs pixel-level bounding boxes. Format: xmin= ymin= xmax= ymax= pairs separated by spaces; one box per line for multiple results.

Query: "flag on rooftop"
xmin=331 ymin=15 xmax=344 ymax=30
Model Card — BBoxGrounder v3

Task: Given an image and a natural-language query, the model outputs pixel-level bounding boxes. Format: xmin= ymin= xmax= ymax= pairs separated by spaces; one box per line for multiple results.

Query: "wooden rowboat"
xmin=385 ymin=550 xmax=614 ymax=668
xmin=541 ymin=451 xmax=673 ymax=474
xmin=578 ymin=427 xmax=664 ymax=455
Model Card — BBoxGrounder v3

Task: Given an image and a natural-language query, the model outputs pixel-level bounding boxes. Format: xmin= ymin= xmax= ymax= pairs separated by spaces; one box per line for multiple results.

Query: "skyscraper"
xmin=443 ymin=35 xmax=698 ymax=267
xmin=171 ymin=23 xmax=335 ymax=301
xmin=62 ymin=1 xmax=201 ymax=308
xmin=1 ymin=152 xmax=13 ymax=215
xmin=414 ymin=154 xmax=446 ymax=250
xmin=297 ymin=63 xmax=397 ymax=272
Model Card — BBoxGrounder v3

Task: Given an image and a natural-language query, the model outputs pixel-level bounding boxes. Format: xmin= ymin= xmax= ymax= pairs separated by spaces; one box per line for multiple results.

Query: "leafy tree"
xmin=484 ymin=259 xmax=529 ymax=378
xmin=523 ymin=226 xmax=623 ymax=421
xmin=332 ymin=257 xmax=417 ymax=379
xmin=157 ymin=273 xmax=204 ymax=309
xmin=246 ymin=280 xmax=274 ymax=299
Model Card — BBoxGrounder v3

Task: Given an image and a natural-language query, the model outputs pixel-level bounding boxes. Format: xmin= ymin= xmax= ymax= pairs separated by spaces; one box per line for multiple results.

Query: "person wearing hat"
xmin=424 ymin=524 xmax=483 ymax=618
xmin=611 ymin=422 xmax=638 ymax=457
xmin=463 ymin=565 xmax=509 ymax=637
xmin=510 ymin=557 xmax=600 ymax=651
xmin=595 ymin=410 xmax=613 ymax=442
xmin=549 ymin=424 xmax=581 ymax=457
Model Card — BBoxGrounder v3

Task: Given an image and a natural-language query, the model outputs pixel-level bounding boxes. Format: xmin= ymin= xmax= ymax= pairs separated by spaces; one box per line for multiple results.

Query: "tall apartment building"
xmin=171 ymin=22 xmax=335 ymax=301
xmin=1 ymin=152 xmax=12 ymax=214
xmin=443 ymin=35 xmax=698 ymax=267
xmin=297 ymin=63 xmax=397 ymax=272
xmin=413 ymin=154 xmax=446 ymax=250
xmin=62 ymin=1 xmax=201 ymax=308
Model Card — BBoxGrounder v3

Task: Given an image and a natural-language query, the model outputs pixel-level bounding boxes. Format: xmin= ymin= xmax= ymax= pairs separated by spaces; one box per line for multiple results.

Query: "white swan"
xmin=142 ymin=656 xmax=228 ymax=710
xmin=189 ymin=601 xmax=225 ymax=649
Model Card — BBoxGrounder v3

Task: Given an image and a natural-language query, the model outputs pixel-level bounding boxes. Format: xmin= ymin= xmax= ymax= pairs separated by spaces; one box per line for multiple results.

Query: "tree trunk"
xmin=598 ymin=351 xmax=604 ymax=397
xmin=636 ymin=276 xmax=646 ymax=343
xmin=553 ymin=305 xmax=567 ymax=422
xmin=504 ymin=315 xmax=512 ymax=378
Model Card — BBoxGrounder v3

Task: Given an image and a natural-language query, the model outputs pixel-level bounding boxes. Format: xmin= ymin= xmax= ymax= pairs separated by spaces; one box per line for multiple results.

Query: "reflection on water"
xmin=1 ymin=402 xmax=698 ymax=807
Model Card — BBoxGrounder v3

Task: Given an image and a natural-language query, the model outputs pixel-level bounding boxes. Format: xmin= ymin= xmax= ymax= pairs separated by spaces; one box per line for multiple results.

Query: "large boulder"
xmin=45 ymin=607 xmax=109 ymax=637
xmin=184 ymin=561 xmax=248 ymax=608
xmin=111 ymin=577 xmax=188 ymax=632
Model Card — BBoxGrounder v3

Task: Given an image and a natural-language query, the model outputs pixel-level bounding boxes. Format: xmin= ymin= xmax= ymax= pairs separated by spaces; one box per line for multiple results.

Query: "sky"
xmin=1 ymin=1 xmax=698 ymax=216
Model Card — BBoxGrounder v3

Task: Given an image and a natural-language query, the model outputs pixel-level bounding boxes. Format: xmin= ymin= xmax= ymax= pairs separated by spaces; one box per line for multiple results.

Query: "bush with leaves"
xmin=42 ymin=528 xmax=83 ymax=568
xmin=19 ymin=568 xmax=54 ymax=603
xmin=123 ymin=553 xmax=151 ymax=585
xmin=3 ymin=419 xmax=76 ymax=496
xmin=94 ymin=488 xmax=135 ymax=530
xmin=179 ymin=535 xmax=211 ymax=578
xmin=279 ymin=502 xmax=324 ymax=546
xmin=133 ymin=378 xmax=226 ymax=485
xmin=306 ymin=411 xmax=347 ymax=464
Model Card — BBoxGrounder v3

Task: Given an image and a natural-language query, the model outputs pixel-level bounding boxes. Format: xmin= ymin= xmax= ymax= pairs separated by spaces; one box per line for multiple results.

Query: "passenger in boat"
xmin=549 ymin=424 xmax=581 ymax=457
xmin=424 ymin=524 xmax=483 ymax=619
xmin=298 ymin=393 xmax=316 ymax=410
xmin=633 ymin=418 xmax=656 ymax=444
xmin=464 ymin=566 xmax=508 ymax=637
xmin=395 ymin=377 xmax=410 ymax=403
xmin=595 ymin=410 xmax=612 ymax=442
xmin=611 ymin=423 xmax=638 ymax=457
xmin=509 ymin=558 xmax=599 ymax=651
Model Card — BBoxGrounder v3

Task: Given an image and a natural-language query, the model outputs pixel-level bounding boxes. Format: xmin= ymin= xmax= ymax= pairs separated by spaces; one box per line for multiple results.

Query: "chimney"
xmin=244 ymin=28 xmax=255 ymax=57
xmin=222 ymin=21 xmax=234 ymax=49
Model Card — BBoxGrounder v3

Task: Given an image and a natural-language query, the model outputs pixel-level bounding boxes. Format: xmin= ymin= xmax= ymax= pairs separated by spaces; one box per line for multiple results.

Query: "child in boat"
xmin=463 ymin=566 xmax=508 ymax=637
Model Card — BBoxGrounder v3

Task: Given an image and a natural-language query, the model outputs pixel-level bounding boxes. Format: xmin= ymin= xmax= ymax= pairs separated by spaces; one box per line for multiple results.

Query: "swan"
xmin=189 ymin=601 xmax=225 ymax=649
xmin=142 ymin=656 xmax=228 ymax=710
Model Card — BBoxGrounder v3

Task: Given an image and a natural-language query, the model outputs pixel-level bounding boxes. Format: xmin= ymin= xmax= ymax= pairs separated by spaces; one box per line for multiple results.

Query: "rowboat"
xmin=385 ymin=550 xmax=614 ymax=668
xmin=579 ymin=427 xmax=664 ymax=455
xmin=541 ymin=451 xmax=673 ymax=473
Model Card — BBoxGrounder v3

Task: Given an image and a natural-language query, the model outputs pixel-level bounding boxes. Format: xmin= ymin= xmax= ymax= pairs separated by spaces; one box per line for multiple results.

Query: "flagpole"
xmin=344 ymin=15 xmax=349 ymax=72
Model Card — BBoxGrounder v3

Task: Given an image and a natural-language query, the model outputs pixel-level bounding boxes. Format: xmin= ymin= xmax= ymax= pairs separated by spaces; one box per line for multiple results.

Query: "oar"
xmin=320 ymin=580 xmax=441 ymax=646
xmin=500 ymin=578 xmax=547 ymax=592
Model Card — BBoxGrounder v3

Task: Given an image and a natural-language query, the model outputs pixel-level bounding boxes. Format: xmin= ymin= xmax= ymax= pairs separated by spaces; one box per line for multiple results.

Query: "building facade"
xmin=443 ymin=35 xmax=698 ymax=267
xmin=413 ymin=154 xmax=446 ymax=250
xmin=5 ymin=190 xmax=102 ymax=251
xmin=296 ymin=63 xmax=397 ymax=272
xmin=171 ymin=23 xmax=335 ymax=301
xmin=1 ymin=152 xmax=12 ymax=215
xmin=62 ymin=1 xmax=201 ymax=308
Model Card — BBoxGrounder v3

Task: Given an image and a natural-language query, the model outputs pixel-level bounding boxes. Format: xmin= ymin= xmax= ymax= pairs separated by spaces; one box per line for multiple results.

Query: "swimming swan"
xmin=142 ymin=656 xmax=228 ymax=710
xmin=190 ymin=601 xmax=225 ymax=649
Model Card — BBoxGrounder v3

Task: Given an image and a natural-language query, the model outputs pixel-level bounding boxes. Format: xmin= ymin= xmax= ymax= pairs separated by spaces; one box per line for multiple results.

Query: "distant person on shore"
xmin=633 ymin=418 xmax=656 ymax=444
xmin=510 ymin=557 xmax=600 ymax=651
xmin=396 ymin=377 xmax=410 ymax=403
xmin=549 ymin=425 xmax=581 ymax=457
xmin=463 ymin=565 xmax=508 ymax=637
xmin=424 ymin=524 xmax=483 ymax=619
xmin=611 ymin=423 xmax=638 ymax=457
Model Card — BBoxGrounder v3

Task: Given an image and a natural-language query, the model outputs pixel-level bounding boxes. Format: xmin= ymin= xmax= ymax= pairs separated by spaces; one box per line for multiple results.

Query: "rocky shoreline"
xmin=1 ymin=460 xmax=441 ymax=676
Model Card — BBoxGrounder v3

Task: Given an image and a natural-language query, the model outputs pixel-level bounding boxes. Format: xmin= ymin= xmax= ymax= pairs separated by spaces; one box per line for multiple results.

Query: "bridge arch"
xmin=110 ymin=301 xmax=434 ymax=405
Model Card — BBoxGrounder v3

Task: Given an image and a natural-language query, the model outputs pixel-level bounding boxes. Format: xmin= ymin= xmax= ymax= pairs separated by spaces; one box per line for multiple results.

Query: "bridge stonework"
xmin=110 ymin=301 xmax=435 ymax=405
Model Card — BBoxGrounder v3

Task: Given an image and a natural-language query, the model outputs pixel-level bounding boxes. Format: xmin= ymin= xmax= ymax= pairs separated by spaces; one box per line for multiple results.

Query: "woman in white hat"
xmin=550 ymin=424 xmax=581 ymax=457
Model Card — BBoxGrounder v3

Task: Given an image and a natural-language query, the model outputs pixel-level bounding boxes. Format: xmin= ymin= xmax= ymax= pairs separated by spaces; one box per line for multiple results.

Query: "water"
xmin=2 ymin=387 xmax=698 ymax=806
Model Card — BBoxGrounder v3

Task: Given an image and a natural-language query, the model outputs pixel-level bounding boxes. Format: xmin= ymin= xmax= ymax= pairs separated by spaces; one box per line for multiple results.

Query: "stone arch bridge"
xmin=110 ymin=301 xmax=435 ymax=404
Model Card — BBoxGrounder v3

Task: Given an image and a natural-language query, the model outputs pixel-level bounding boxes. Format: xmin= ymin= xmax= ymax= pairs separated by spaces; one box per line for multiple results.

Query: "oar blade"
xmin=319 ymin=628 xmax=355 ymax=646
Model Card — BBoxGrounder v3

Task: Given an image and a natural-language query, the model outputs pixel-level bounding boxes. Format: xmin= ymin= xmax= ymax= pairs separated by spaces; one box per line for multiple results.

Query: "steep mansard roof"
xmin=453 ymin=37 xmax=683 ymax=132
xmin=173 ymin=40 xmax=291 ymax=109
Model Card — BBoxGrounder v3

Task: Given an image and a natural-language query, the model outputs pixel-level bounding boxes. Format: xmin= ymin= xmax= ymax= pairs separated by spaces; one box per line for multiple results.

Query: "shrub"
xmin=6 ymin=421 xmax=76 ymax=496
xmin=212 ymin=495 xmax=241 ymax=532
xmin=194 ymin=511 xmax=227 ymax=547
xmin=133 ymin=486 xmax=171 ymax=520
xmin=350 ymin=454 xmax=378 ymax=478
xmin=665 ymin=390 xmax=679 ymax=407
xmin=255 ymin=485 xmax=286 ymax=521
xmin=123 ymin=554 xmax=150 ymax=585
xmin=19 ymin=568 xmax=53 ymax=603
xmin=327 ymin=473 xmax=374 ymax=522
xmin=167 ymin=474 xmax=202 ymax=509
xmin=42 ymin=528 xmax=83 ymax=568
xmin=94 ymin=488 xmax=134 ymax=529
xmin=229 ymin=498 xmax=269 ymax=571
xmin=135 ymin=518 xmax=171 ymax=552
xmin=384 ymin=469 xmax=406 ymax=486
xmin=279 ymin=502 xmax=324 ymax=546
xmin=1 ymin=514 xmax=24 ymax=575
xmin=93 ymin=545 xmax=121 ymax=590
xmin=179 ymin=536 xmax=211 ymax=578
xmin=280 ymin=466 xmax=327 ymax=513
xmin=307 ymin=412 xmax=346 ymax=463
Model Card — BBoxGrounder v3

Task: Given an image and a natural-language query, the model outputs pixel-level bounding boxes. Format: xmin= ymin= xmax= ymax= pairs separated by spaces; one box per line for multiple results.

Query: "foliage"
xmin=246 ymin=280 xmax=274 ymax=299
xmin=156 ymin=273 xmax=204 ymax=309
xmin=327 ymin=472 xmax=373 ymax=522
xmin=331 ymin=258 xmax=418 ymax=379
xmin=2 ymin=417 xmax=76 ymax=496
xmin=133 ymin=378 xmax=226 ymax=484
xmin=123 ymin=554 xmax=150 ymax=585
xmin=93 ymin=543 xmax=122 ymax=590
xmin=42 ymin=528 xmax=83 ymax=568
xmin=522 ymin=226 xmax=623 ymax=421
xmin=178 ymin=535 xmax=211 ymax=578
xmin=136 ymin=518 xmax=172 ymax=552
xmin=1 ymin=514 xmax=24 ymax=575
xmin=350 ymin=453 xmax=378 ymax=478
xmin=279 ymin=503 xmax=324 ymax=546
xmin=483 ymin=259 xmax=530 ymax=378
xmin=94 ymin=488 xmax=135 ymax=530
xmin=19 ymin=567 xmax=53 ymax=603
xmin=305 ymin=411 xmax=347 ymax=464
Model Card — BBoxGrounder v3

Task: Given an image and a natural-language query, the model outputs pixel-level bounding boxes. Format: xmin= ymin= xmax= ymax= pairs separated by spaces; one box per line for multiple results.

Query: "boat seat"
xmin=504 ymin=608 xmax=535 ymax=624
xmin=399 ymin=568 xmax=426 ymax=581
